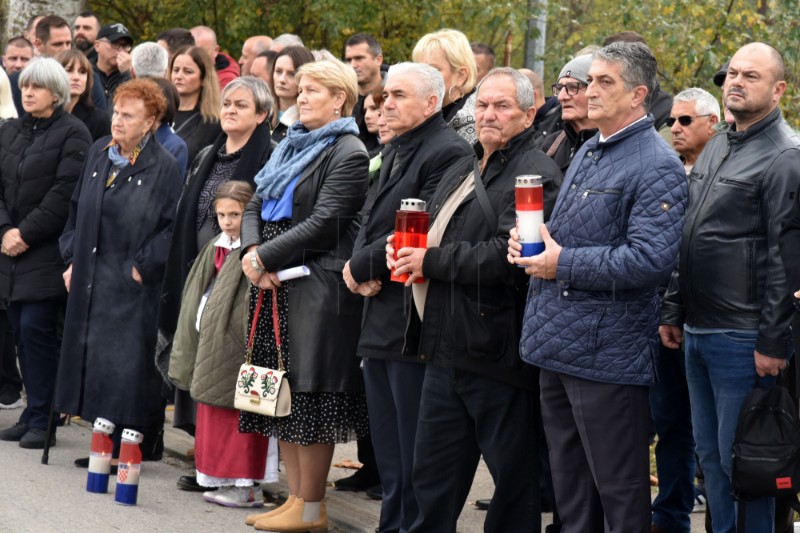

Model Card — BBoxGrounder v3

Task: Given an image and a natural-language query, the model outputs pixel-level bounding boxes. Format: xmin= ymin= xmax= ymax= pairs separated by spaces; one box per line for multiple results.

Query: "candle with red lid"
xmin=391 ymin=198 xmax=429 ymax=284
xmin=515 ymin=175 xmax=544 ymax=258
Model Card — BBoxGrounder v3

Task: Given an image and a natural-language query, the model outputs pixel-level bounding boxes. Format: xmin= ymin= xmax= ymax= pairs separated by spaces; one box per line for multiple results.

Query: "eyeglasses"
xmin=98 ymin=39 xmax=132 ymax=53
xmin=552 ymin=82 xmax=587 ymax=96
xmin=665 ymin=114 xmax=712 ymax=127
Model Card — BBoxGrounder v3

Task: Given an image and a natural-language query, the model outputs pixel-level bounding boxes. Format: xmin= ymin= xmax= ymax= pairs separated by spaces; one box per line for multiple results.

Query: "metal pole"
xmin=525 ymin=0 xmax=548 ymax=77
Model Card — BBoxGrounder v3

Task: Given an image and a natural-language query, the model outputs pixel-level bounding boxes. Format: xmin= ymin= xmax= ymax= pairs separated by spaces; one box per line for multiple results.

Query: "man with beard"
xmin=660 ymin=42 xmax=800 ymax=532
xmin=74 ymin=12 xmax=100 ymax=63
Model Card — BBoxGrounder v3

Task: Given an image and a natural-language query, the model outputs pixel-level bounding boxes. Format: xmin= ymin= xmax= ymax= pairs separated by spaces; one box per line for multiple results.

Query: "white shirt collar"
xmin=213 ymin=233 xmax=241 ymax=250
xmin=599 ymin=114 xmax=648 ymax=143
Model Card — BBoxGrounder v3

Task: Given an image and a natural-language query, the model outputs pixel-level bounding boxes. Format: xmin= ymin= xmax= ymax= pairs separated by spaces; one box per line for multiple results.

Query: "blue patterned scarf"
xmin=254 ymin=117 xmax=359 ymax=199
xmin=107 ymin=133 xmax=151 ymax=168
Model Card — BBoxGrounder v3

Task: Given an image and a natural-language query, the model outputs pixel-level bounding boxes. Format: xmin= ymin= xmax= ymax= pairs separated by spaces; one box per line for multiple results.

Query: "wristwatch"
xmin=249 ymin=252 xmax=265 ymax=275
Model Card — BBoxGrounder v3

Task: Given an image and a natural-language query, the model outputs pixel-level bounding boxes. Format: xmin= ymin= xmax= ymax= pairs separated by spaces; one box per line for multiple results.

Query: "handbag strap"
xmin=472 ymin=159 xmax=498 ymax=234
xmin=271 ymin=289 xmax=285 ymax=372
xmin=244 ymin=288 xmax=285 ymax=372
xmin=245 ymin=289 xmax=265 ymax=364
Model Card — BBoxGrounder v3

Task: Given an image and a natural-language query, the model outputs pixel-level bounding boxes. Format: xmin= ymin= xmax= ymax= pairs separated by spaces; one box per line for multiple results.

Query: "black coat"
xmin=405 ymin=126 xmax=562 ymax=388
xmin=241 ymin=133 xmax=369 ymax=392
xmin=348 ymin=113 xmax=472 ymax=361
xmin=158 ymin=122 xmax=273 ymax=339
xmin=0 ymin=108 xmax=92 ymax=303
xmin=174 ymin=110 xmax=223 ymax=167
xmin=537 ymin=122 xmax=598 ymax=175
xmin=55 ymin=137 xmax=182 ymax=426
xmin=72 ymin=101 xmax=111 ymax=142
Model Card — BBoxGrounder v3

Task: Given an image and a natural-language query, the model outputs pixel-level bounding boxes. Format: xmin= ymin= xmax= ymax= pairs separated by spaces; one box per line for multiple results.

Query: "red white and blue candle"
xmin=114 ymin=429 xmax=143 ymax=506
xmin=86 ymin=417 xmax=115 ymax=494
xmin=515 ymin=175 xmax=544 ymax=257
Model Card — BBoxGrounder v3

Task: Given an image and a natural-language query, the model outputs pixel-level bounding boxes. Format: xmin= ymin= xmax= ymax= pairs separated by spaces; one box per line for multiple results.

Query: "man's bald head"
xmin=518 ymin=68 xmax=545 ymax=110
xmin=724 ymin=42 xmax=788 ymax=131
xmin=734 ymin=42 xmax=785 ymax=82
xmin=239 ymin=35 xmax=272 ymax=75
xmin=190 ymin=25 xmax=218 ymax=59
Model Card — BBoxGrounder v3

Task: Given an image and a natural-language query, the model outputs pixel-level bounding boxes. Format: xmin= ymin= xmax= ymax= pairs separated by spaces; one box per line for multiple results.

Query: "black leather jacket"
xmin=661 ymin=107 xmax=800 ymax=358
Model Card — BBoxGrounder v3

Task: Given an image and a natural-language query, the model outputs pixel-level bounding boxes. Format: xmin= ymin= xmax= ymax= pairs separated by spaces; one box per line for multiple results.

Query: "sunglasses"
xmin=665 ymin=114 xmax=712 ymax=127
xmin=552 ymin=81 xmax=587 ymax=96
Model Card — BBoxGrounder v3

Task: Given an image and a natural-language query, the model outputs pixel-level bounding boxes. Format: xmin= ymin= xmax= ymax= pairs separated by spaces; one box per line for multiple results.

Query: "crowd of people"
xmin=0 ymin=10 xmax=797 ymax=533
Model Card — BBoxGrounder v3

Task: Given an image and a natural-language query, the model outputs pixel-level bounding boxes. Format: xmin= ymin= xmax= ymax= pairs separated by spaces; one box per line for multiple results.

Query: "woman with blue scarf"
xmin=55 ymin=79 xmax=182 ymax=465
xmin=240 ymin=59 xmax=369 ymax=532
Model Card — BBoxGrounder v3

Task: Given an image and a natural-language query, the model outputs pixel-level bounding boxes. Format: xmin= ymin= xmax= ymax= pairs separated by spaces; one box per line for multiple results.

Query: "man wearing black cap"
xmin=712 ymin=61 xmax=735 ymax=128
xmin=94 ymin=23 xmax=133 ymax=112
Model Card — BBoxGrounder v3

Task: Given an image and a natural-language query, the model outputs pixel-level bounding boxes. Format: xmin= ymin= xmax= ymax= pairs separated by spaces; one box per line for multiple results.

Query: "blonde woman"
xmin=0 ymin=68 xmax=17 ymax=121
xmin=240 ymin=60 xmax=369 ymax=532
xmin=413 ymin=29 xmax=478 ymax=144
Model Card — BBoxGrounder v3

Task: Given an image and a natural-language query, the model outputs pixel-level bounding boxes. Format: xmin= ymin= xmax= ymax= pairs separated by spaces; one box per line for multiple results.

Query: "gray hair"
xmin=311 ymin=49 xmax=337 ymax=62
xmin=386 ymin=62 xmax=444 ymax=112
xmin=273 ymin=34 xmax=303 ymax=49
xmin=18 ymin=57 xmax=70 ymax=108
xmin=221 ymin=76 xmax=274 ymax=116
xmin=131 ymin=42 xmax=169 ymax=79
xmin=673 ymin=88 xmax=721 ymax=121
xmin=594 ymin=41 xmax=657 ymax=110
xmin=477 ymin=67 xmax=535 ymax=111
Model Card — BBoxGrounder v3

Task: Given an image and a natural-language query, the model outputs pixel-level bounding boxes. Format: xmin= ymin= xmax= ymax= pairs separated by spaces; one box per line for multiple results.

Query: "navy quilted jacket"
xmin=520 ymin=115 xmax=687 ymax=385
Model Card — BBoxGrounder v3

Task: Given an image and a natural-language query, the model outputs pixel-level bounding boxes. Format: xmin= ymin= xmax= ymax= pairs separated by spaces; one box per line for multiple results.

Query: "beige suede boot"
xmin=246 ymin=494 xmax=296 ymax=526
xmin=253 ymin=497 xmax=327 ymax=532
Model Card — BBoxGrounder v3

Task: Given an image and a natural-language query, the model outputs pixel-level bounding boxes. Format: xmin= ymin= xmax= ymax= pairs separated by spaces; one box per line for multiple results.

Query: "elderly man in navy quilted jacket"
xmin=509 ymin=42 xmax=688 ymax=532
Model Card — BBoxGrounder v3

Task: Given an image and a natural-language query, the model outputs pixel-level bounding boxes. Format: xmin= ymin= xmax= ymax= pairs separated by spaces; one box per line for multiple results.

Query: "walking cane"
xmin=41 ymin=302 xmax=67 ymax=465
xmin=41 ymin=387 xmax=56 ymax=465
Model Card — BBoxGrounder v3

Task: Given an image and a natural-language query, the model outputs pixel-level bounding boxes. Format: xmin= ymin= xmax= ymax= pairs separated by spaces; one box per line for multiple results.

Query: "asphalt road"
xmin=0 ymin=402 xmax=711 ymax=532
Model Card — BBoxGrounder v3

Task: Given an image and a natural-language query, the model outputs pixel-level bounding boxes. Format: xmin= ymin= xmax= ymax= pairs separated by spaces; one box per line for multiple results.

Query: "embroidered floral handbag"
xmin=234 ymin=289 xmax=291 ymax=417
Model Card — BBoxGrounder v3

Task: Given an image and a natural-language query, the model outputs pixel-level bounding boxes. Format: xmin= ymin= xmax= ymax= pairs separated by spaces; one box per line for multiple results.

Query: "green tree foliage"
xmin=545 ymin=0 xmax=800 ymax=125
xmin=89 ymin=0 xmax=799 ymax=123
xmin=87 ymin=0 xmax=529 ymax=65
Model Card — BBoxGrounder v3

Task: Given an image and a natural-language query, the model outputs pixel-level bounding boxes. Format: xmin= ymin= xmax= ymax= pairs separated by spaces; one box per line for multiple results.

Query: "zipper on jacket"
xmin=746 ymin=241 xmax=755 ymax=306
xmin=16 ymin=120 xmax=40 ymax=188
xmin=685 ymin=141 xmax=734 ymax=311
xmin=719 ymin=177 xmax=756 ymax=188
xmin=581 ymin=188 xmax=622 ymax=198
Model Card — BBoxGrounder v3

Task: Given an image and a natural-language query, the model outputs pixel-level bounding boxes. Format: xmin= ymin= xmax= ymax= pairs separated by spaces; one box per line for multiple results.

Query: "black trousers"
xmin=410 ymin=364 xmax=541 ymax=533
xmin=363 ymin=358 xmax=425 ymax=533
xmin=0 ymin=309 xmax=21 ymax=396
xmin=540 ymin=369 xmax=651 ymax=533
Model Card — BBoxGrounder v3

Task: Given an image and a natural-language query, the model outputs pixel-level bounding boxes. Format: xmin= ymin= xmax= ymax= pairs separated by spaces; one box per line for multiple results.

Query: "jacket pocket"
xmin=574 ymin=188 xmax=624 ymax=243
xmin=456 ymin=292 xmax=513 ymax=360
xmin=719 ymin=177 xmax=756 ymax=189
xmin=587 ymin=305 xmax=606 ymax=353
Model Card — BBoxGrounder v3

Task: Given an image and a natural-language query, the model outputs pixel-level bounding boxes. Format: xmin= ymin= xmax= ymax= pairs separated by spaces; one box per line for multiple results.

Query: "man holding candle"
xmin=508 ymin=42 xmax=687 ymax=532
xmin=388 ymin=67 xmax=561 ymax=532
xmin=343 ymin=62 xmax=471 ymax=533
